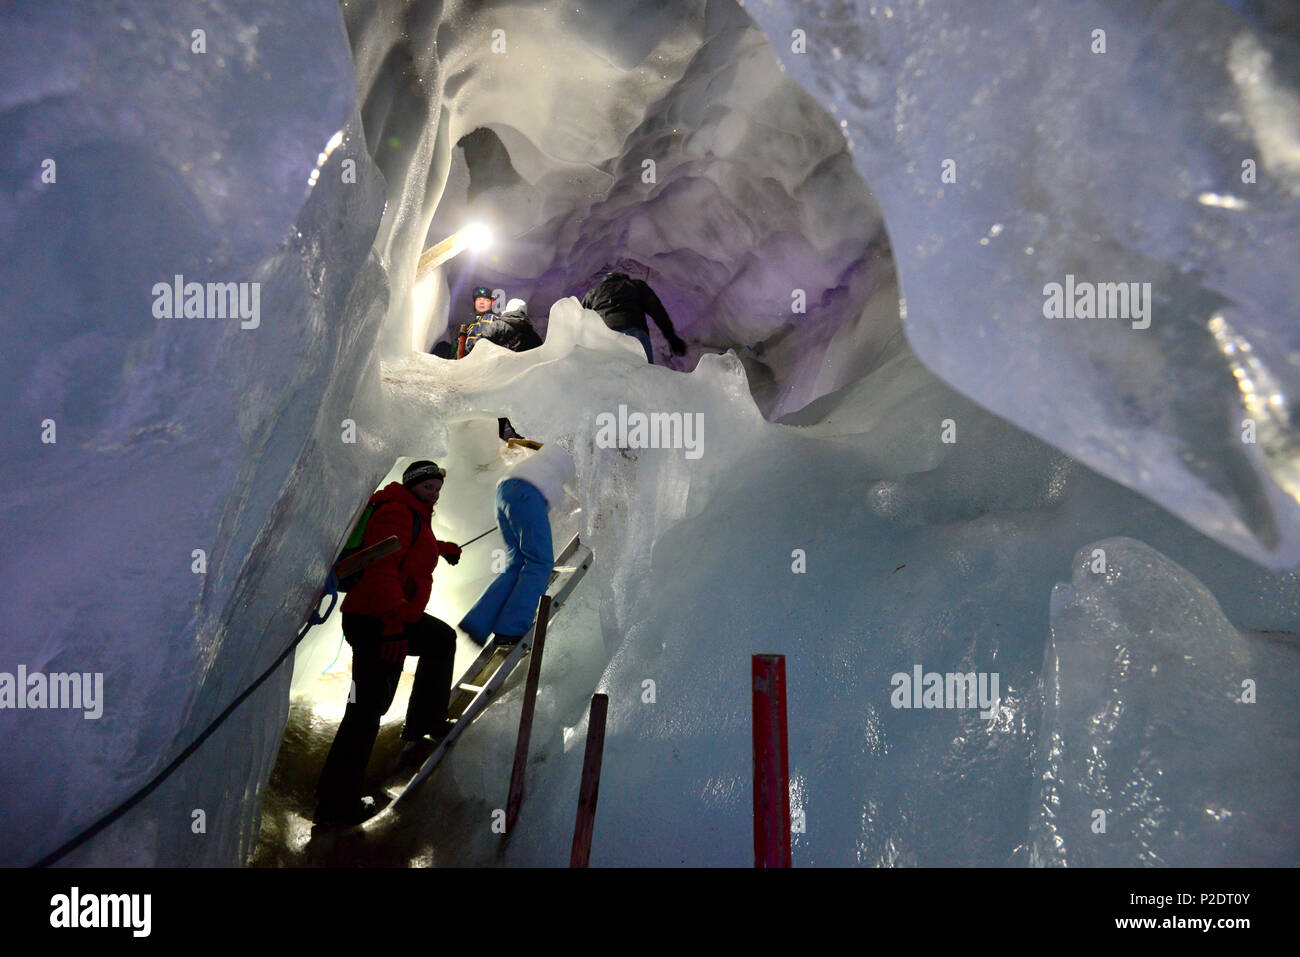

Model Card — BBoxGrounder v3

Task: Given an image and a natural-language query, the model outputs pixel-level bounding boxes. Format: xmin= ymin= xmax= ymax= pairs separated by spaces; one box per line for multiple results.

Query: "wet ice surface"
xmin=0 ymin=0 xmax=384 ymax=866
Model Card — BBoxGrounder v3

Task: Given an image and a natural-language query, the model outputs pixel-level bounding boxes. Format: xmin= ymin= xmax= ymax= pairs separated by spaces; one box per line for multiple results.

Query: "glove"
xmin=379 ymin=638 xmax=408 ymax=663
xmin=444 ymin=545 xmax=462 ymax=566
xmin=669 ymin=336 xmax=687 ymax=356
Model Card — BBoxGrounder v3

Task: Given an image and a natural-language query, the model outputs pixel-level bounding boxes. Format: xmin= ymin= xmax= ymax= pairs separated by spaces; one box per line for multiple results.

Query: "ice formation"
xmin=741 ymin=0 xmax=1300 ymax=567
xmin=1033 ymin=538 xmax=1300 ymax=866
xmin=1 ymin=0 xmax=1298 ymax=867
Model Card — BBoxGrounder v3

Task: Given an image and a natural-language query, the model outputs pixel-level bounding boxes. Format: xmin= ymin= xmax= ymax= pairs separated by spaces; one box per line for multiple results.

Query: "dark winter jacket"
xmin=581 ymin=273 xmax=678 ymax=339
xmin=463 ymin=308 xmax=542 ymax=354
xmin=340 ymin=482 xmax=459 ymax=633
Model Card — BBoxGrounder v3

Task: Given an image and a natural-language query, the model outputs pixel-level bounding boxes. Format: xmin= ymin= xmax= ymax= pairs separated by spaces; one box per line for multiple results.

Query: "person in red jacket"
xmin=314 ymin=460 xmax=463 ymax=827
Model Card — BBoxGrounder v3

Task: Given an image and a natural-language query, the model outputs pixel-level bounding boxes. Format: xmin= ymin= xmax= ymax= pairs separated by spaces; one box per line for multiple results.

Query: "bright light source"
xmin=416 ymin=222 xmax=494 ymax=278
xmin=461 ymin=222 xmax=492 ymax=252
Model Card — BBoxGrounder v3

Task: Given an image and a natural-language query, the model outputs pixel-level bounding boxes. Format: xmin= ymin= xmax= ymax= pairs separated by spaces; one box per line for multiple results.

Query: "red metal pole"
xmin=752 ymin=654 xmax=791 ymax=867
xmin=569 ymin=693 xmax=609 ymax=868
xmin=505 ymin=594 xmax=551 ymax=832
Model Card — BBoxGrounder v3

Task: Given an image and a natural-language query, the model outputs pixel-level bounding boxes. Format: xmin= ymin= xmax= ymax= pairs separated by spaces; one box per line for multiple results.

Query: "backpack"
xmin=336 ymin=501 xmax=423 ymax=591
xmin=502 ymin=314 xmax=542 ymax=351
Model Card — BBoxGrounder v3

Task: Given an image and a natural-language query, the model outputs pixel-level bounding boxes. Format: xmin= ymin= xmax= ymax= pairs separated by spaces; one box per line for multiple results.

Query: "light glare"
xmin=461 ymin=222 xmax=492 ymax=252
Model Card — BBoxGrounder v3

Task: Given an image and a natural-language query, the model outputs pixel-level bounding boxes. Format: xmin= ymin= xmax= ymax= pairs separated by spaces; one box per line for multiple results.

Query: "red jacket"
xmin=340 ymin=482 xmax=459 ymax=634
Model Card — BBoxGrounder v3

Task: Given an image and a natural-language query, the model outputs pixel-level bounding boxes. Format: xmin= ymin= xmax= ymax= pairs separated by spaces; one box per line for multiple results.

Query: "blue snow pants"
xmin=459 ymin=479 xmax=553 ymax=642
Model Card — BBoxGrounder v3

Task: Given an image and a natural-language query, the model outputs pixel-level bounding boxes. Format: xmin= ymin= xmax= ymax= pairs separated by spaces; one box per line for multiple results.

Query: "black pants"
xmin=315 ymin=612 xmax=456 ymax=813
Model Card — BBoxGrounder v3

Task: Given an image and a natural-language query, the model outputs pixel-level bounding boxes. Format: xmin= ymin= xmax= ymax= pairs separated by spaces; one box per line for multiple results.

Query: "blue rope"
xmin=31 ymin=571 xmax=342 ymax=867
xmin=309 ymin=570 xmax=339 ymax=625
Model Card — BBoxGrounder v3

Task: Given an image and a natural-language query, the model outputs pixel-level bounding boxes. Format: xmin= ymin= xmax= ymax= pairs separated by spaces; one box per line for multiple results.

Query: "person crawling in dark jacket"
xmin=581 ymin=271 xmax=686 ymax=364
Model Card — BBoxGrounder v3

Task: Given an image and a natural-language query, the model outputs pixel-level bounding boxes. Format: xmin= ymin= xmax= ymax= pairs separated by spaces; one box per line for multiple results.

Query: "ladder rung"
xmin=386 ymin=535 xmax=594 ymax=812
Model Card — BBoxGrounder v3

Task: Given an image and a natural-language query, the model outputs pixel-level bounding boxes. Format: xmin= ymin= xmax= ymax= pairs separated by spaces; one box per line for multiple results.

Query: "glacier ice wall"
xmin=739 ymin=0 xmax=1300 ymax=567
xmin=0 ymin=0 xmax=393 ymax=865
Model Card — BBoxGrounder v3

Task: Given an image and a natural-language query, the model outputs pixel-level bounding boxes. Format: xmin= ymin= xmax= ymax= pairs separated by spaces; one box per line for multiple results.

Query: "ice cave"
xmin=2 ymin=0 xmax=1299 ymax=869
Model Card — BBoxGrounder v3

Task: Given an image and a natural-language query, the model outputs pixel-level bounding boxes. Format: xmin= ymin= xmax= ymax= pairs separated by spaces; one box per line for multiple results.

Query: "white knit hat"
xmin=504 ymin=298 xmax=527 ymax=314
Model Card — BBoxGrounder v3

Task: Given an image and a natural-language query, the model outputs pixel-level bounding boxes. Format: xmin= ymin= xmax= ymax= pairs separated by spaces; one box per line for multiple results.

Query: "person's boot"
xmin=391 ymin=719 xmax=456 ymax=775
xmin=499 ymin=418 xmax=522 ymax=442
xmin=400 ymin=718 xmax=456 ymax=745
xmin=313 ymin=795 xmax=379 ymax=829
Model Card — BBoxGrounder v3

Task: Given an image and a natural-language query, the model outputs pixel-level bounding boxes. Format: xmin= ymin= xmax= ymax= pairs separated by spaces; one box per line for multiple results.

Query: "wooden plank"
xmin=331 ymin=535 xmax=400 ymax=580
xmin=505 ymin=594 xmax=552 ymax=832
xmin=416 ymin=232 xmax=461 ymax=277
xmin=752 ymin=654 xmax=791 ymax=867
xmin=569 ymin=693 xmax=609 ymax=868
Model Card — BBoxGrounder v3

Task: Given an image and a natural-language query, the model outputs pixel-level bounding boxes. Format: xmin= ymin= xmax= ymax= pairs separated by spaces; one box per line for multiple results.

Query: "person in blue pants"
xmin=460 ymin=442 xmax=576 ymax=645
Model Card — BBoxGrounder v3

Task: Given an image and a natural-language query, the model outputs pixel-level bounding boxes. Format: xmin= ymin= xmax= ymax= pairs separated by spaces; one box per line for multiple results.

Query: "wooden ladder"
xmin=384 ymin=533 xmax=594 ymax=808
